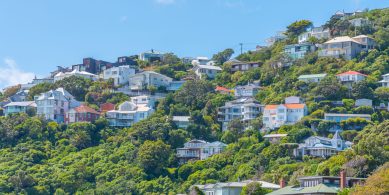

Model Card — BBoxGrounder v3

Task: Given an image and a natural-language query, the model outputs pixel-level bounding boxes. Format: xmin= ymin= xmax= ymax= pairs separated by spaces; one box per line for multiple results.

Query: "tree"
xmin=138 ymin=140 xmax=171 ymax=175
xmin=241 ymin=182 xmax=271 ymax=195
xmin=54 ymin=76 xmax=92 ymax=101
xmin=174 ymin=80 xmax=213 ymax=109
xmin=353 ymin=121 xmax=389 ymax=171
xmin=65 ymin=122 xmax=97 ymax=150
xmin=212 ymin=48 xmax=234 ymax=65
xmin=312 ymin=76 xmax=347 ymax=100
xmin=162 ymin=53 xmax=181 ymax=65
xmin=350 ymin=162 xmax=389 ymax=195
xmin=374 ymin=87 xmax=389 ymax=100
xmin=286 ymin=20 xmax=313 ymax=37
xmin=351 ymin=80 xmax=374 ymax=99
xmin=27 ymin=82 xmax=55 ymax=100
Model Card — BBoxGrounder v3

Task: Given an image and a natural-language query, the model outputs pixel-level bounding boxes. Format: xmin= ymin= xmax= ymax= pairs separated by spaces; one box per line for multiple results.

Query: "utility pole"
xmin=239 ymin=43 xmax=243 ymax=55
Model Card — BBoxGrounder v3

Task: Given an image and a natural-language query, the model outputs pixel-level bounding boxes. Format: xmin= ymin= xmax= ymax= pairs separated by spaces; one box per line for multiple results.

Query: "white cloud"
xmin=0 ymin=58 xmax=35 ymax=89
xmin=155 ymin=0 xmax=175 ymax=5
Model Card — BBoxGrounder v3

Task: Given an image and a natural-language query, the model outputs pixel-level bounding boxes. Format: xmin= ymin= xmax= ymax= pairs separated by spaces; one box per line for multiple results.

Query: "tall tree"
xmin=212 ymin=48 xmax=234 ymax=65
xmin=286 ymin=20 xmax=313 ymax=37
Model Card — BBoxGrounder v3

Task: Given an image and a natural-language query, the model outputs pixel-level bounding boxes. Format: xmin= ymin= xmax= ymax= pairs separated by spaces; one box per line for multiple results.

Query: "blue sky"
xmin=0 ymin=0 xmax=388 ymax=89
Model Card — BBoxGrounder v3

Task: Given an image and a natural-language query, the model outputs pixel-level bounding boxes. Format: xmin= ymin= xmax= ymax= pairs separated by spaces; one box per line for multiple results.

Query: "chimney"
xmin=340 ymin=170 xmax=346 ymax=189
xmin=279 ymin=178 xmax=286 ymax=188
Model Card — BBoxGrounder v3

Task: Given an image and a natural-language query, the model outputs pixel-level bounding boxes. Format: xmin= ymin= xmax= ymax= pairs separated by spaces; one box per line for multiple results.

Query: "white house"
xmin=379 ymin=73 xmax=389 ymax=87
xmin=4 ymin=101 xmax=37 ymax=116
xmin=191 ymin=57 xmax=215 ymax=66
xmin=336 ymin=71 xmax=367 ymax=88
xmin=263 ymin=97 xmax=308 ymax=129
xmin=176 ymin=140 xmax=227 ymax=164
xmin=298 ymin=27 xmax=330 ymax=44
xmin=294 ymin=131 xmax=351 ymax=158
xmin=34 ymin=88 xmax=80 ymax=123
xmin=54 ymin=69 xmax=98 ymax=82
xmin=298 ymin=73 xmax=327 ymax=83
xmin=172 ymin=116 xmax=191 ymax=129
xmin=103 ymin=65 xmax=136 ymax=86
xmin=218 ymin=98 xmax=263 ymax=131
xmin=106 ymin=101 xmax=153 ymax=127
xmin=234 ymin=82 xmax=261 ymax=98
xmin=129 ymin=71 xmax=173 ymax=90
xmin=263 ymin=134 xmax=288 ymax=144
xmin=192 ymin=64 xmax=222 ymax=79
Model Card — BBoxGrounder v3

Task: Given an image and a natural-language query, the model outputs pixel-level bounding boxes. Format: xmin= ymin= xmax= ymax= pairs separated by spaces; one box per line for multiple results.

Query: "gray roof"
xmin=298 ymin=74 xmax=327 ymax=79
xmin=5 ymin=101 xmax=36 ymax=107
xmin=172 ymin=116 xmax=190 ymax=122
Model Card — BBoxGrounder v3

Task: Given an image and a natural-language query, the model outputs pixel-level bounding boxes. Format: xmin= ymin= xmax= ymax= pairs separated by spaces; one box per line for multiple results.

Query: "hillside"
xmin=0 ymin=7 xmax=389 ymax=195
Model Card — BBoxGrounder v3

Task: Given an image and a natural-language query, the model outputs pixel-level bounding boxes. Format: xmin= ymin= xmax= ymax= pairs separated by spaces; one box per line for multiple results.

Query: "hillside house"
xmin=106 ymin=101 xmax=153 ymax=127
xmin=192 ymin=180 xmax=280 ymax=195
xmin=324 ymin=113 xmax=371 ymax=122
xmin=284 ymin=43 xmax=316 ymax=59
xmin=336 ymin=71 xmax=367 ymax=88
xmin=298 ymin=74 xmax=327 ymax=83
xmin=129 ymin=71 xmax=173 ymax=90
xmin=172 ymin=116 xmax=191 ymax=129
xmin=4 ymin=101 xmax=36 ymax=116
xmin=103 ymin=65 xmax=136 ymax=86
xmin=65 ymin=105 xmax=100 ymax=124
xmin=139 ymin=49 xmax=165 ymax=62
xmin=263 ymin=97 xmax=308 ymax=129
xmin=176 ymin=140 xmax=227 ymax=164
xmin=218 ymin=98 xmax=263 ymax=131
xmin=234 ymin=82 xmax=261 ymax=98
xmin=264 ymin=134 xmax=288 ymax=144
xmin=319 ymin=35 xmax=375 ymax=60
xmin=298 ymin=27 xmax=330 ymax=43
xmin=34 ymin=88 xmax=80 ymax=123
xmin=54 ymin=69 xmax=98 ymax=82
xmin=379 ymin=73 xmax=389 ymax=87
xmin=268 ymin=171 xmax=365 ymax=195
xmin=192 ymin=64 xmax=222 ymax=79
xmin=294 ymin=131 xmax=351 ymax=158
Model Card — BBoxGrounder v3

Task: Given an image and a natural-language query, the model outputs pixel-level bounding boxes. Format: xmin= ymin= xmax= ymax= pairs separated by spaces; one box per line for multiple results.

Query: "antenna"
xmin=239 ymin=43 xmax=243 ymax=55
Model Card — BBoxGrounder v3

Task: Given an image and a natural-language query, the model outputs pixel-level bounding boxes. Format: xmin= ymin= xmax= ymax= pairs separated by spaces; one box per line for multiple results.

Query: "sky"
xmin=0 ymin=0 xmax=388 ymax=89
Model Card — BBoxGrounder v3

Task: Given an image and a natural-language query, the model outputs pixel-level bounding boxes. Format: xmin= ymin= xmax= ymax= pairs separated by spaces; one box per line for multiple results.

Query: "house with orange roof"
xmin=215 ymin=86 xmax=232 ymax=95
xmin=263 ymin=97 xmax=308 ymax=129
xmin=65 ymin=105 xmax=100 ymax=124
xmin=336 ymin=71 xmax=367 ymax=88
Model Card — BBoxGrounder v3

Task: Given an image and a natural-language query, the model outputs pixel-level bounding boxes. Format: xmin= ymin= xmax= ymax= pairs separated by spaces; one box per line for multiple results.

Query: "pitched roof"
xmin=195 ymin=64 xmax=222 ymax=71
xmin=298 ymin=74 xmax=327 ymax=79
xmin=264 ymin=134 xmax=288 ymax=138
xmin=265 ymin=104 xmax=305 ymax=110
xmin=284 ymin=104 xmax=306 ymax=109
xmin=265 ymin=105 xmax=278 ymax=110
xmin=172 ymin=116 xmax=190 ymax=122
xmin=336 ymin=71 xmax=367 ymax=76
xmin=325 ymin=36 xmax=362 ymax=44
xmin=4 ymin=101 xmax=36 ymax=107
xmin=267 ymin=183 xmax=338 ymax=195
xmin=72 ymin=105 xmax=100 ymax=114
xmin=215 ymin=86 xmax=231 ymax=92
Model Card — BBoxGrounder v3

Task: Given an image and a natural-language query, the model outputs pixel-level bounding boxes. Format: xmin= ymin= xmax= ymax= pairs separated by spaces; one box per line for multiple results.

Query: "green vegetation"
xmin=0 ymin=7 xmax=389 ymax=195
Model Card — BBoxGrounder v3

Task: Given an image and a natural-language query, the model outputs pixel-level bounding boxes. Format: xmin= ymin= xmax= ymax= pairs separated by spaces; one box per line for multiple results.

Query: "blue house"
xmin=284 ymin=43 xmax=316 ymax=59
